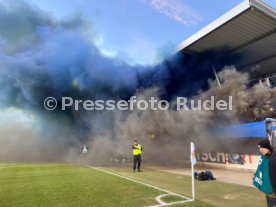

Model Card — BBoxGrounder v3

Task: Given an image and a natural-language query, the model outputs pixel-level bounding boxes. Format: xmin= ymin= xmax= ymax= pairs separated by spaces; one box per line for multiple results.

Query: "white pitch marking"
xmin=149 ymin=193 xmax=193 ymax=207
xmin=155 ymin=194 xmax=169 ymax=205
xmin=88 ymin=166 xmax=193 ymax=207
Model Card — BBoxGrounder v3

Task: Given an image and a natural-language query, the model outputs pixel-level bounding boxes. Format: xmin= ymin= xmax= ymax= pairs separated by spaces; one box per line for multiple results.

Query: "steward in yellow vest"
xmin=132 ymin=140 xmax=142 ymax=172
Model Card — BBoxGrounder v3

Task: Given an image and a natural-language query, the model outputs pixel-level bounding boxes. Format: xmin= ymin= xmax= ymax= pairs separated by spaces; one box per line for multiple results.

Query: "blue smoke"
xmin=0 ymin=0 xmax=240 ymax=143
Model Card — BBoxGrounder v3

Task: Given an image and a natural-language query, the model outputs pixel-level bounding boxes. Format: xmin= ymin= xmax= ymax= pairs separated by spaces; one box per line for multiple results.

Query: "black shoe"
xmin=138 ymin=170 xmax=142 ymax=172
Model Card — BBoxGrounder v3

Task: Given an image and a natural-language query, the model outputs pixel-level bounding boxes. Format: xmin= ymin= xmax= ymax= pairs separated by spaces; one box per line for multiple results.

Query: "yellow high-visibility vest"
xmin=133 ymin=144 xmax=142 ymax=155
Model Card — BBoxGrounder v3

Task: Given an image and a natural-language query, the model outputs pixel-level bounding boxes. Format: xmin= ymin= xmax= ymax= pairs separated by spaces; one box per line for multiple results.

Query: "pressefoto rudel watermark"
xmin=44 ymin=96 xmax=233 ymax=111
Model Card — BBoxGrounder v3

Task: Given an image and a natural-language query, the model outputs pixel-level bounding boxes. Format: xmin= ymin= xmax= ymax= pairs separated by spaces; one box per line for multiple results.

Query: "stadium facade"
xmin=177 ymin=0 xmax=276 ymax=81
xmin=176 ymin=0 xmax=276 ymax=170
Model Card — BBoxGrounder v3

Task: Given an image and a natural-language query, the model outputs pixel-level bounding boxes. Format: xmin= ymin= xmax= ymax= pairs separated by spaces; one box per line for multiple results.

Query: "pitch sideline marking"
xmin=88 ymin=166 xmax=193 ymax=207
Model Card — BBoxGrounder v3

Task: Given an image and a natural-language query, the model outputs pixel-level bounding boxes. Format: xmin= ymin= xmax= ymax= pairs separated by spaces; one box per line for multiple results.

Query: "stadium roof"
xmin=177 ymin=0 xmax=276 ymax=77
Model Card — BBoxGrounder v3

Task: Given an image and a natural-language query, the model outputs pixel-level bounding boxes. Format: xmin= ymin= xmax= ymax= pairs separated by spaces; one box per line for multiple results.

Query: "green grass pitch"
xmin=0 ymin=164 xmax=265 ymax=207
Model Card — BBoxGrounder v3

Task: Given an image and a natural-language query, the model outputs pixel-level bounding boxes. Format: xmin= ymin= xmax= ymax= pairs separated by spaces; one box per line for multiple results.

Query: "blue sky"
xmin=28 ymin=0 xmax=276 ymax=65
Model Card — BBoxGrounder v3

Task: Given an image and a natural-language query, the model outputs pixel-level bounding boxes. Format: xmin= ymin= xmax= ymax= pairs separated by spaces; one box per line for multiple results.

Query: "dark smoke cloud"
xmin=0 ymin=0 xmax=54 ymax=54
xmin=1 ymin=0 xmax=275 ymax=164
xmin=85 ymin=67 xmax=276 ymax=165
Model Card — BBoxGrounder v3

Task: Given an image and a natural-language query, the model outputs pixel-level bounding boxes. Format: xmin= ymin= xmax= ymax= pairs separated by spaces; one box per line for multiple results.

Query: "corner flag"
xmin=190 ymin=142 xmax=196 ymax=165
xmin=190 ymin=142 xmax=196 ymax=200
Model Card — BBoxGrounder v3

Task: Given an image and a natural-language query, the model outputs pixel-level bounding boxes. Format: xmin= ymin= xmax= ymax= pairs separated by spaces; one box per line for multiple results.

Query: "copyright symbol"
xmin=44 ymin=97 xmax=57 ymax=110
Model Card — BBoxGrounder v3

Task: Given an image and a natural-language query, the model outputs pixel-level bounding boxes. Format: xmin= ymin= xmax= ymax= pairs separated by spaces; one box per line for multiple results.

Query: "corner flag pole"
xmin=190 ymin=142 xmax=196 ymax=201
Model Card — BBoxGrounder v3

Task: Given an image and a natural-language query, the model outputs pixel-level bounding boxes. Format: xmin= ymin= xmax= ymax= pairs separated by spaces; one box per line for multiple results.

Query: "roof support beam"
xmin=230 ymin=29 xmax=276 ymax=53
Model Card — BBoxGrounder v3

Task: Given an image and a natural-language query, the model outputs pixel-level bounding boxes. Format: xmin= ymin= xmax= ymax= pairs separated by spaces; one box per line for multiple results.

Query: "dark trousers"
xmin=133 ymin=155 xmax=142 ymax=171
xmin=266 ymin=196 xmax=276 ymax=207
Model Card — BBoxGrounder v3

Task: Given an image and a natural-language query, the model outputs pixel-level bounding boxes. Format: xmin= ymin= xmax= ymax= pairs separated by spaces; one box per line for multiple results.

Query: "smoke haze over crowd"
xmin=1 ymin=0 xmax=275 ymax=164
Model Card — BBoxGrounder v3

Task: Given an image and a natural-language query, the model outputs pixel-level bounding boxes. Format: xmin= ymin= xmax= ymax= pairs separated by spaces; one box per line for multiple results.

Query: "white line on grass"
xmin=88 ymin=166 xmax=194 ymax=207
